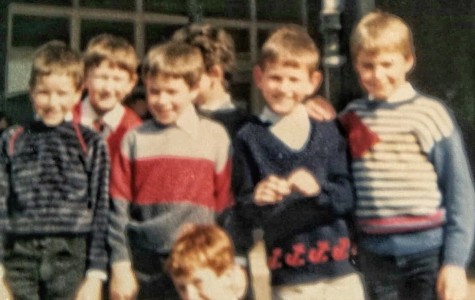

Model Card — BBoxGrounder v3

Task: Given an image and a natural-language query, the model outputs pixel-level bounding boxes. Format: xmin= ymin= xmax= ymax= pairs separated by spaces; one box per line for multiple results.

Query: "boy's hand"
xmin=75 ymin=277 xmax=102 ymax=300
xmin=0 ymin=278 xmax=13 ymax=300
xmin=305 ymin=96 xmax=336 ymax=122
xmin=232 ymin=265 xmax=248 ymax=300
xmin=287 ymin=168 xmax=321 ymax=196
xmin=436 ymin=265 xmax=467 ymax=300
xmin=253 ymin=175 xmax=291 ymax=205
xmin=110 ymin=262 xmax=139 ymax=300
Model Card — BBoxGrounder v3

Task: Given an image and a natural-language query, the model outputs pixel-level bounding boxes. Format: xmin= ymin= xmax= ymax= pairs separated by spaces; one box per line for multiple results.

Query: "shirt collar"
xmin=259 ymin=106 xmax=282 ymax=125
xmin=259 ymin=103 xmax=309 ymax=124
xmin=199 ymin=94 xmax=235 ymax=111
xmin=82 ymin=98 xmax=124 ymax=131
xmin=260 ymin=104 xmax=310 ymax=150
xmin=369 ymin=82 xmax=416 ymax=103
xmin=175 ymin=103 xmax=200 ymax=139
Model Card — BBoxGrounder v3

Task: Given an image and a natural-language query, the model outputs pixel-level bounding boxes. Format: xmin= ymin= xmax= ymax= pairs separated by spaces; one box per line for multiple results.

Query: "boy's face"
xmin=254 ymin=62 xmax=320 ymax=116
xmin=172 ymin=267 xmax=236 ymax=300
xmin=354 ymin=50 xmax=414 ymax=100
xmin=84 ymin=61 xmax=137 ymax=115
xmin=30 ymin=73 xmax=81 ymax=126
xmin=145 ymin=74 xmax=198 ymax=125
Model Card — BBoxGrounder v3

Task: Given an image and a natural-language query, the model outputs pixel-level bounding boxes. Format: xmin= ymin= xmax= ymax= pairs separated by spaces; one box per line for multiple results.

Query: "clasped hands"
xmin=253 ymin=168 xmax=320 ymax=206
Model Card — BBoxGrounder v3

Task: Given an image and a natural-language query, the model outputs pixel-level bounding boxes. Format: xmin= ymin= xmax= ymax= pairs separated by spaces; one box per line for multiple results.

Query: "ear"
xmin=253 ymin=65 xmax=264 ymax=89
xmin=307 ymin=70 xmax=322 ymax=96
xmin=208 ymin=64 xmax=224 ymax=80
xmin=189 ymin=82 xmax=201 ymax=101
xmin=73 ymin=85 xmax=84 ymax=105
xmin=125 ymin=73 xmax=139 ymax=95
xmin=405 ymin=54 xmax=416 ymax=74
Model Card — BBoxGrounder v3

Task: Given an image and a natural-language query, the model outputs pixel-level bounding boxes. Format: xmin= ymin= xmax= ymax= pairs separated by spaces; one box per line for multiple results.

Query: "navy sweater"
xmin=0 ymin=121 xmax=110 ymax=272
xmin=232 ymin=117 xmax=355 ymax=286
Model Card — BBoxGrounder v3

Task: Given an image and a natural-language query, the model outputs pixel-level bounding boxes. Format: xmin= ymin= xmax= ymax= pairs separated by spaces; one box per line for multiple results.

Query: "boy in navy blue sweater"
xmin=232 ymin=25 xmax=365 ymax=299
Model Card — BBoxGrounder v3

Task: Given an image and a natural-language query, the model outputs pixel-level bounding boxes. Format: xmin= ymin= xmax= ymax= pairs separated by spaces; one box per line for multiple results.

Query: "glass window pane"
xmin=204 ymin=0 xmax=249 ymax=19
xmin=226 ymin=28 xmax=249 ymax=54
xmin=12 ymin=15 xmax=69 ymax=47
xmin=144 ymin=24 xmax=183 ymax=51
xmin=144 ymin=0 xmax=187 ymax=15
xmin=11 ymin=0 xmax=72 ymax=6
xmin=81 ymin=20 xmax=134 ymax=49
xmin=256 ymin=0 xmax=303 ymax=22
xmin=80 ymin=0 xmax=134 ymax=11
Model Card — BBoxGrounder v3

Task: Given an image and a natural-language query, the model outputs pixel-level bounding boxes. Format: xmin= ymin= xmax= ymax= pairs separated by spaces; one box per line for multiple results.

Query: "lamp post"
xmin=320 ymin=0 xmax=346 ymax=102
xmin=187 ymin=0 xmax=203 ymax=23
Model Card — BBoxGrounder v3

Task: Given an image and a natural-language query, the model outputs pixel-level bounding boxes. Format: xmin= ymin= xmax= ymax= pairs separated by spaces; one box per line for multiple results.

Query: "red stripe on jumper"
xmin=358 ymin=210 xmax=445 ymax=227
xmin=132 ymin=156 xmax=220 ymax=210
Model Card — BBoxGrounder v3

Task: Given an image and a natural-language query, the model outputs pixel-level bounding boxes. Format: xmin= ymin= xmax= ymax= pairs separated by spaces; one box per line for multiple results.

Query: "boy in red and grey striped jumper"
xmin=108 ymin=41 xmax=233 ymax=299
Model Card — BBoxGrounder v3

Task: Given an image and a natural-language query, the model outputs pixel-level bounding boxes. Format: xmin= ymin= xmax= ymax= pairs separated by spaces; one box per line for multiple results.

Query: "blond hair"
xmin=29 ymin=40 xmax=83 ymax=90
xmin=258 ymin=24 xmax=320 ymax=73
xmin=350 ymin=11 xmax=415 ymax=60
xmin=142 ymin=41 xmax=204 ymax=88
xmin=83 ymin=33 xmax=138 ymax=76
xmin=165 ymin=224 xmax=235 ymax=278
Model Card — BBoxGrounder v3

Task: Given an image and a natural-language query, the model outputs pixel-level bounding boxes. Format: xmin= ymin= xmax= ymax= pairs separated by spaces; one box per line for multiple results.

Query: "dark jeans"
xmin=131 ymin=248 xmax=180 ymax=300
xmin=359 ymin=248 xmax=440 ymax=300
xmin=4 ymin=235 xmax=87 ymax=300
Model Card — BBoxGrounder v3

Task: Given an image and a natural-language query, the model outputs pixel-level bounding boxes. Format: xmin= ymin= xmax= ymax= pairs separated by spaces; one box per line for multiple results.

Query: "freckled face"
xmin=85 ymin=61 xmax=136 ymax=115
xmin=145 ymin=75 xmax=198 ymax=125
xmin=254 ymin=62 xmax=320 ymax=116
xmin=354 ymin=50 xmax=414 ymax=100
xmin=30 ymin=73 xmax=81 ymax=126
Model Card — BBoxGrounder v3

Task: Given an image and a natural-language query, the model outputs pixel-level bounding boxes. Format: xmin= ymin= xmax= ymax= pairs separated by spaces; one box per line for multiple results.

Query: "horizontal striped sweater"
xmin=339 ymin=85 xmax=475 ymax=266
xmin=109 ymin=117 xmax=233 ymax=263
xmin=0 ymin=121 xmax=110 ymax=271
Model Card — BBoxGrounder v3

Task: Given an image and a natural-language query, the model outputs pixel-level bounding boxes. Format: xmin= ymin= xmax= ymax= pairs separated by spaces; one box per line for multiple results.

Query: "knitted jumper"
xmin=109 ymin=117 xmax=233 ymax=263
xmin=0 ymin=121 xmax=110 ymax=271
xmin=232 ymin=117 xmax=355 ymax=286
xmin=72 ymin=102 xmax=142 ymax=161
xmin=339 ymin=86 xmax=475 ymax=266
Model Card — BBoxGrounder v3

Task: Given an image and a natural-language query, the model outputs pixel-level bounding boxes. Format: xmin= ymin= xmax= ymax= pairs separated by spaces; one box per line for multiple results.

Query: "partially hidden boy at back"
xmin=339 ymin=11 xmax=475 ymax=300
xmin=73 ymin=33 xmax=142 ymax=160
xmin=165 ymin=223 xmax=247 ymax=300
xmin=108 ymin=41 xmax=233 ymax=299
xmin=232 ymin=25 xmax=365 ymax=300
xmin=0 ymin=41 xmax=109 ymax=300
xmin=172 ymin=22 xmax=336 ymax=138
xmin=171 ymin=23 xmax=250 ymax=138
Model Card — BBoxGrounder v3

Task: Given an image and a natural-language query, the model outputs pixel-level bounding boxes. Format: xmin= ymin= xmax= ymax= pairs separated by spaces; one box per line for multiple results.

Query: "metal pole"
xmin=187 ymin=0 xmax=203 ymax=23
xmin=320 ymin=0 xmax=346 ymax=102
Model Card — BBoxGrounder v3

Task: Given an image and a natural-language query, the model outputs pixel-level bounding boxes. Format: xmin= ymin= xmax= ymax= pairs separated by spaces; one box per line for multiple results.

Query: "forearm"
xmin=108 ymin=198 xmax=132 ymax=264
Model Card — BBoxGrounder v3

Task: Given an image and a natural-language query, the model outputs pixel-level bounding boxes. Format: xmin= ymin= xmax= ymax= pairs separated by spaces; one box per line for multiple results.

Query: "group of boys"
xmin=0 ymin=9 xmax=473 ymax=300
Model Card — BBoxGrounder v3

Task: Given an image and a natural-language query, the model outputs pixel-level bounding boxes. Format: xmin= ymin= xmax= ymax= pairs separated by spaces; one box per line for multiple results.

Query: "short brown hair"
xmin=172 ymin=23 xmax=235 ymax=89
xmin=142 ymin=41 xmax=204 ymax=88
xmin=258 ymin=24 xmax=320 ymax=73
xmin=165 ymin=224 xmax=235 ymax=278
xmin=29 ymin=40 xmax=83 ymax=90
xmin=83 ymin=33 xmax=138 ymax=76
xmin=350 ymin=11 xmax=415 ymax=61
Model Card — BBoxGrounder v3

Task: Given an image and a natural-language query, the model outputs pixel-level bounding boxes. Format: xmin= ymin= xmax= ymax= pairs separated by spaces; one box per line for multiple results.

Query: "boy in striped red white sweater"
xmin=108 ymin=41 xmax=233 ymax=299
